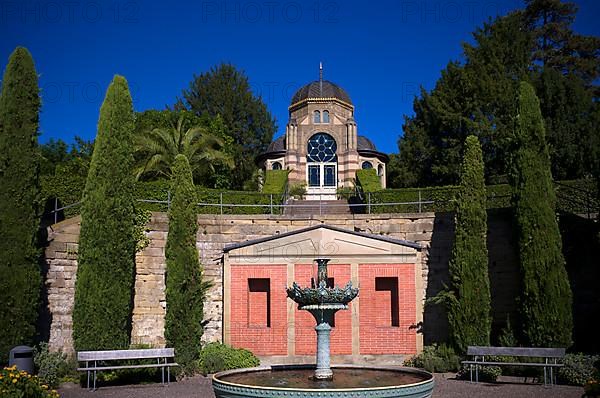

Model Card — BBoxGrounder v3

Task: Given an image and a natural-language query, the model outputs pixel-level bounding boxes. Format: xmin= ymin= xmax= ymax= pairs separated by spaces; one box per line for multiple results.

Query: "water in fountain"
xmin=212 ymin=258 xmax=435 ymax=398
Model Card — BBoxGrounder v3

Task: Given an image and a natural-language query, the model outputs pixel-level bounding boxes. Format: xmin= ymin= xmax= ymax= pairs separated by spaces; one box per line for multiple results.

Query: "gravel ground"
xmin=59 ymin=373 xmax=584 ymax=398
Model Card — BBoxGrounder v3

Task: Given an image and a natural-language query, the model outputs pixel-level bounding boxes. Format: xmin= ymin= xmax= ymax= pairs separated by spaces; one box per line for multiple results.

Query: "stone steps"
xmin=284 ymin=200 xmax=352 ymax=216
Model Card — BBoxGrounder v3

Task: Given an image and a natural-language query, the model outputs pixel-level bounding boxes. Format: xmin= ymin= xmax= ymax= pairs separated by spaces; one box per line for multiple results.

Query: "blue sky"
xmin=2 ymin=0 xmax=599 ymax=154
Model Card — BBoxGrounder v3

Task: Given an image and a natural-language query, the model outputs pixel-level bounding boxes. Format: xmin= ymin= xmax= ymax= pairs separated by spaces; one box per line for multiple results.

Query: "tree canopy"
xmin=133 ymin=110 xmax=234 ymax=184
xmin=176 ymin=63 xmax=276 ymax=189
xmin=393 ymin=0 xmax=599 ymax=187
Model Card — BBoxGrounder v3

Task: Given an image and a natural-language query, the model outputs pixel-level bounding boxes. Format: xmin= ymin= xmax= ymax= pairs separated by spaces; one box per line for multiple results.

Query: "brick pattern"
xmin=229 ymin=265 xmax=287 ymax=355
xmin=293 ymin=264 xmax=352 ymax=355
xmin=359 ymin=264 xmax=417 ymax=355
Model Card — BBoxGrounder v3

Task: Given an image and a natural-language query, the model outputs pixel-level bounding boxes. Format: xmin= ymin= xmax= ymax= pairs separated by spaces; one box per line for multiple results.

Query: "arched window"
xmin=272 ymin=162 xmax=282 ymax=170
xmin=307 ymin=133 xmax=337 ymax=162
xmin=322 ymin=110 xmax=330 ymax=123
xmin=313 ymin=110 xmax=321 ymax=124
xmin=378 ymin=164 xmax=384 ymax=176
xmin=362 ymin=161 xmax=373 ymax=169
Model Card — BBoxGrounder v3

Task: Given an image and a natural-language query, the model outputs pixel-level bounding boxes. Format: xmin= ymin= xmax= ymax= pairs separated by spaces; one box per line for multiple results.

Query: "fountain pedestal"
xmin=213 ymin=257 xmax=435 ymax=397
xmin=286 ymin=259 xmax=358 ymax=381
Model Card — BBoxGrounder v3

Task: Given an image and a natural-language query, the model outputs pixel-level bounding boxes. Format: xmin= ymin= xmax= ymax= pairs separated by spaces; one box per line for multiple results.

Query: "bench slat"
xmin=462 ymin=361 xmax=563 ymax=367
xmin=77 ymin=363 xmax=179 ymax=371
xmin=466 ymin=346 xmax=565 ymax=358
xmin=78 ymin=348 xmax=175 ymax=361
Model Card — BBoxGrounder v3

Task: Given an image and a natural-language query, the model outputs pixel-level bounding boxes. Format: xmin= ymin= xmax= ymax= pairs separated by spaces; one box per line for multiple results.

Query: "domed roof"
xmin=357 ymin=136 xmax=376 ymax=151
xmin=290 ymin=80 xmax=352 ymax=105
xmin=266 ymin=135 xmax=285 ymax=152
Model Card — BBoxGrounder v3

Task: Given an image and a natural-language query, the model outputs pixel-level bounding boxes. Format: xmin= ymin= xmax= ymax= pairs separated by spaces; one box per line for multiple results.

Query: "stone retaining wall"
xmin=44 ymin=210 xmax=518 ymax=353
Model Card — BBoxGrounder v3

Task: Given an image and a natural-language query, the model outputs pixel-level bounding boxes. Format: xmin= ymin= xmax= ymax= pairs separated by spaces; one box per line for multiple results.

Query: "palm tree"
xmin=133 ymin=114 xmax=234 ymax=182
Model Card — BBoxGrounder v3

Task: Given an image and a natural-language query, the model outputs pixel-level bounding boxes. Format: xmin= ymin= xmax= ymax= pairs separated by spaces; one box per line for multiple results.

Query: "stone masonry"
xmin=44 ymin=210 xmax=518 ymax=354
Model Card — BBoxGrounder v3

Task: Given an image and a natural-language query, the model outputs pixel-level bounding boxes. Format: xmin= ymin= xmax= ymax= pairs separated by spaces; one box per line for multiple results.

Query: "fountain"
xmin=212 ymin=258 xmax=434 ymax=398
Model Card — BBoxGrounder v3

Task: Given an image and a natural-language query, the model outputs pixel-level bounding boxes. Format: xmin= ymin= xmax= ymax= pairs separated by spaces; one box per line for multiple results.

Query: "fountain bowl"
xmin=212 ymin=364 xmax=434 ymax=398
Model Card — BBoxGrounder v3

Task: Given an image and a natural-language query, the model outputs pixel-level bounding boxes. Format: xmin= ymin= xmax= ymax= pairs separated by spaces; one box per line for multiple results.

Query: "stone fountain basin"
xmin=212 ymin=364 xmax=434 ymax=398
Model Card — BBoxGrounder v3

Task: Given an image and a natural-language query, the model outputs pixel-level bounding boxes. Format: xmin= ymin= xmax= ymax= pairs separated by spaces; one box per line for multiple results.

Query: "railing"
xmin=45 ymin=180 xmax=598 ymax=222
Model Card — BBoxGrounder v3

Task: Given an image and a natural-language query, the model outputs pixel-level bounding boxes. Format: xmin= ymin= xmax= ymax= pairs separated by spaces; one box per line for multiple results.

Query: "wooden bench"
xmin=77 ymin=348 xmax=178 ymax=390
xmin=462 ymin=346 xmax=565 ymax=385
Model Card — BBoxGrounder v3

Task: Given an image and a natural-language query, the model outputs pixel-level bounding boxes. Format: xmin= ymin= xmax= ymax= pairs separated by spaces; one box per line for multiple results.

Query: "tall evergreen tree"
xmin=525 ymin=0 xmax=600 ymax=85
xmin=398 ymin=12 xmax=532 ymax=186
xmin=0 ymin=47 xmax=42 ymax=362
xmin=445 ymin=135 xmax=492 ymax=353
xmin=397 ymin=1 xmax=599 ymax=186
xmin=164 ymin=154 xmax=206 ymax=372
xmin=73 ymin=76 xmax=137 ymax=350
xmin=511 ymin=81 xmax=572 ymax=347
xmin=176 ymin=64 xmax=276 ymax=189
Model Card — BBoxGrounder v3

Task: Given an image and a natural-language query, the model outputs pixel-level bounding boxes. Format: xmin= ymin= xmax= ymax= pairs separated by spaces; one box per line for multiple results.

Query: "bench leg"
xmin=167 ymin=365 xmax=170 ymax=385
xmin=475 ymin=364 xmax=479 ymax=383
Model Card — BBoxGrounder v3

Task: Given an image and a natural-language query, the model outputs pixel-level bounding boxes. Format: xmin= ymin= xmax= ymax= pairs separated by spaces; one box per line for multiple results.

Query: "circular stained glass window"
xmin=307 ymin=133 xmax=337 ymax=163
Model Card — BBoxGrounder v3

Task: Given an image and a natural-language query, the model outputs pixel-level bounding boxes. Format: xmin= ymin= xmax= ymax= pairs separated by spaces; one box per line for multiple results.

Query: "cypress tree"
xmin=511 ymin=81 xmax=573 ymax=347
xmin=73 ymin=76 xmax=136 ymax=350
xmin=446 ymin=135 xmax=492 ymax=353
xmin=164 ymin=154 xmax=205 ymax=372
xmin=0 ymin=47 xmax=42 ymax=362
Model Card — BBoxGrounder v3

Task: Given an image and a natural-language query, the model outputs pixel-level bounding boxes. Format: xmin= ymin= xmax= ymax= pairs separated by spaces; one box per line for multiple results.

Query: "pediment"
xmin=225 ymin=225 xmax=419 ymax=264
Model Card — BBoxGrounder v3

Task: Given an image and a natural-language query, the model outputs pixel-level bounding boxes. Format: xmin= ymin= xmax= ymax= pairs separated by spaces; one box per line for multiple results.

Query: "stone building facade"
xmin=257 ymin=67 xmax=389 ymax=199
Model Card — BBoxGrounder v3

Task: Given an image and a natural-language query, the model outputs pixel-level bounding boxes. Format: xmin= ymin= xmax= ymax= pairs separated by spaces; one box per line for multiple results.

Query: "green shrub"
xmin=72 ymin=75 xmax=137 ymax=351
xmin=262 ymin=170 xmax=289 ymax=194
xmin=198 ymin=343 xmax=260 ymax=375
xmin=558 ymin=353 xmax=600 ymax=386
xmin=0 ymin=47 xmax=42 ymax=364
xmin=457 ymin=363 xmax=502 ymax=382
xmin=403 ymin=344 xmax=460 ymax=373
xmin=1 ymin=365 xmax=59 ymax=398
xmin=33 ymin=343 xmax=77 ymax=388
xmin=356 ymin=169 xmax=381 ymax=193
xmin=288 ymin=183 xmax=307 ymax=199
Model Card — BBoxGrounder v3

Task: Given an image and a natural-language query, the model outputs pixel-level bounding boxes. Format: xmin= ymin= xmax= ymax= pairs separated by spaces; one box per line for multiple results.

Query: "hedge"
xmin=262 ymin=169 xmax=289 ymax=195
xmin=40 ymin=173 xmax=595 ymax=218
xmin=356 ymin=169 xmax=381 ymax=193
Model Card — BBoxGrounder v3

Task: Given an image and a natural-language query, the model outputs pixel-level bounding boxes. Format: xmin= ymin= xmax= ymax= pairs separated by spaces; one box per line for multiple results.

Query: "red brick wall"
xmin=294 ymin=264 xmax=352 ymax=355
xmin=359 ymin=264 xmax=417 ymax=355
xmin=229 ymin=265 xmax=287 ymax=355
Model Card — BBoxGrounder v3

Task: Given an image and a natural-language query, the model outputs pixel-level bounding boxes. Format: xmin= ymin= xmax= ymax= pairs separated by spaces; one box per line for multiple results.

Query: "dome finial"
xmin=319 ymin=62 xmax=323 ymax=96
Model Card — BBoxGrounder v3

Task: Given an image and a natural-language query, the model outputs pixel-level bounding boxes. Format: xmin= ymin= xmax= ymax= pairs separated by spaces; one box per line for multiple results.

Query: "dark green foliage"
xmin=511 ymin=81 xmax=573 ymax=348
xmin=558 ymin=354 xmax=600 ymax=386
xmin=397 ymin=2 xmax=599 ymax=186
xmin=34 ymin=343 xmax=77 ymax=388
xmin=165 ymin=155 xmax=206 ymax=373
xmin=198 ymin=343 xmax=260 ymax=375
xmin=40 ymin=137 xmax=93 ymax=178
xmin=403 ymin=344 xmax=460 ymax=373
xmin=72 ymin=75 xmax=137 ymax=351
xmin=262 ymin=170 xmax=289 ymax=194
xmin=445 ymin=136 xmax=492 ymax=353
xmin=133 ymin=110 xmax=233 ymax=185
xmin=356 ymin=169 xmax=381 ymax=193
xmin=0 ymin=47 xmax=42 ymax=363
xmin=177 ymin=64 xmax=276 ymax=190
